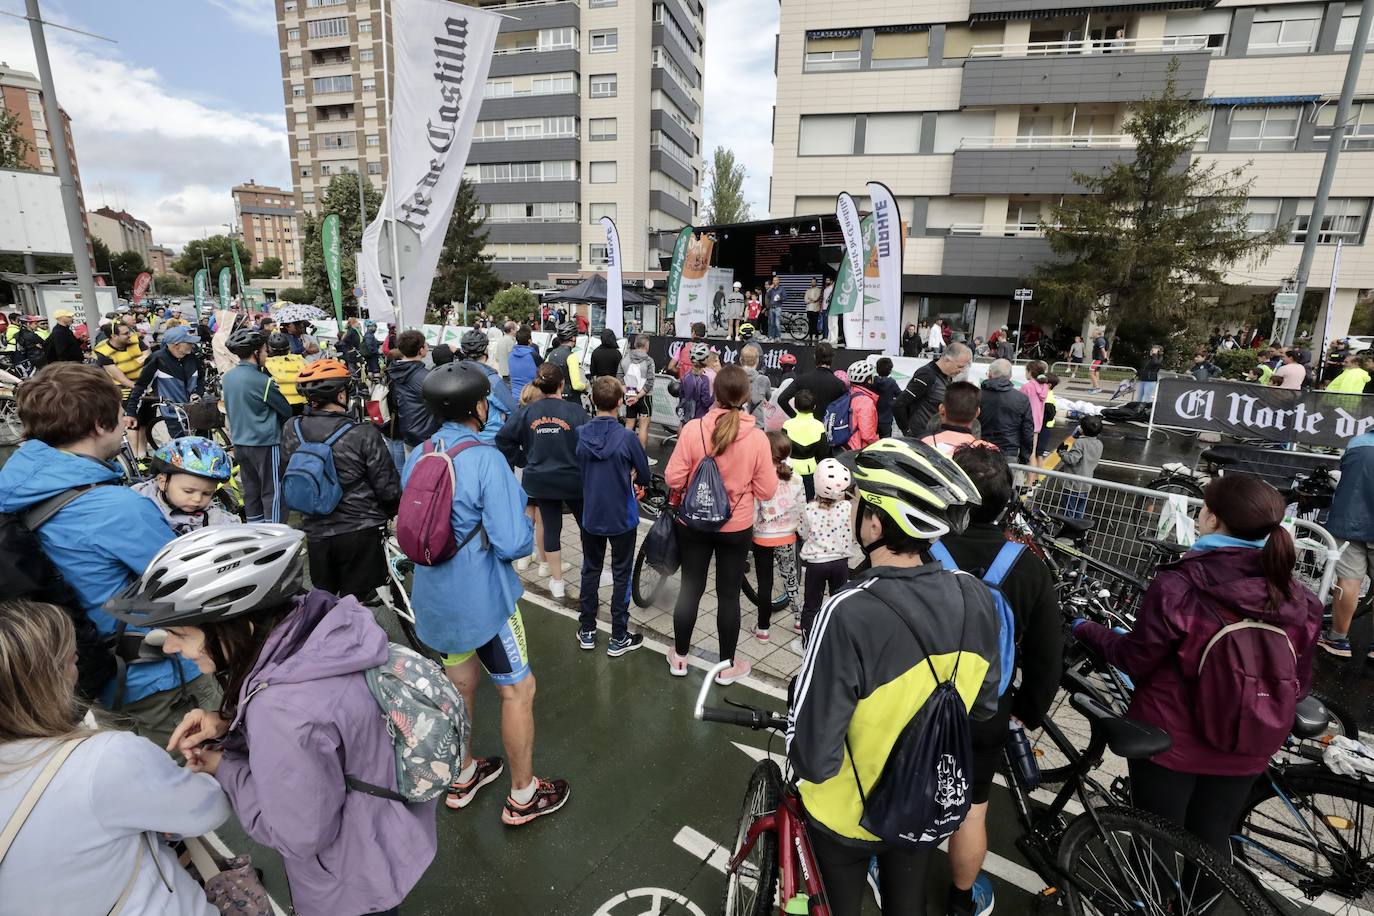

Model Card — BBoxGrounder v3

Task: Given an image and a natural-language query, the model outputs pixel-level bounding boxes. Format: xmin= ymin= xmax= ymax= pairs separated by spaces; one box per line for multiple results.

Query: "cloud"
xmin=700 ymin=0 xmax=777 ymax=219
xmin=0 ymin=10 xmax=289 ymax=250
xmin=206 ymin=0 xmax=278 ymax=35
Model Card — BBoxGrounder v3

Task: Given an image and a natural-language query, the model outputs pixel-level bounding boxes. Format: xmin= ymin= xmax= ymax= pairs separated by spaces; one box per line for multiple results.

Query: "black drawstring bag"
xmin=847 ymin=587 xmax=973 ymax=849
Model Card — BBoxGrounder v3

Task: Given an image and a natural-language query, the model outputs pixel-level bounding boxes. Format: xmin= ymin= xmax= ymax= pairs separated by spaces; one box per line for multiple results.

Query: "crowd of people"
xmin=0 ymin=306 xmax=1345 ymax=916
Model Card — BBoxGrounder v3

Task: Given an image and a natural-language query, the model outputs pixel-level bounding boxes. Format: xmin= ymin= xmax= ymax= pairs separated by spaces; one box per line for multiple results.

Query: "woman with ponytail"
xmin=665 ymin=365 xmax=778 ymax=684
xmin=1073 ymin=474 xmax=1321 ymax=856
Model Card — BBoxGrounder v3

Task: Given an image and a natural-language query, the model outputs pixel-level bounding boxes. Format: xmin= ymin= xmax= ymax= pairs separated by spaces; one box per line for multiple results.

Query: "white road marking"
xmin=593 ymin=887 xmax=707 ymax=916
xmin=672 ymin=825 xmax=731 ymax=875
xmin=201 ymin=830 xmax=289 ymax=916
xmin=730 ymin=740 xmax=788 ymax=769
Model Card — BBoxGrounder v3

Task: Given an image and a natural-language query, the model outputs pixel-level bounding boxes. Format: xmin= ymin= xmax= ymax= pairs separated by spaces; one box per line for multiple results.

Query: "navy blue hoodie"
xmin=577 ymin=415 xmax=651 ymax=536
xmin=496 ymin=395 xmax=590 ymax=500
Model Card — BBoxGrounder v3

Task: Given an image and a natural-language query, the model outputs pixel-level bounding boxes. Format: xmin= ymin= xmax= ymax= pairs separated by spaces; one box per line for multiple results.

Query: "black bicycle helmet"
xmin=422 ymin=360 xmax=491 ymax=421
xmin=460 ymin=329 xmax=490 ymax=359
xmin=555 ymin=320 xmax=578 ymax=342
xmin=267 ymin=331 xmax=292 ymax=357
xmin=226 ymin=327 xmax=266 ymax=358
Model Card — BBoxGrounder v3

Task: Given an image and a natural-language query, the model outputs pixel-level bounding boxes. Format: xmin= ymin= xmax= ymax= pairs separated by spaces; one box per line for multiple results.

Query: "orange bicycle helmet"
xmin=295 ymin=357 xmax=352 ymax=402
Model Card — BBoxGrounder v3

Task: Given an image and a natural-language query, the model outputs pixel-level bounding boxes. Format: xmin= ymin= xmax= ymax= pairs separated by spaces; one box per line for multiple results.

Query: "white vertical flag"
xmin=358 ymin=0 xmax=500 ymax=327
xmin=835 ymin=192 xmax=865 ymax=291
xmin=865 ymin=181 xmax=904 ymax=355
xmin=600 ymin=216 xmax=624 ymax=335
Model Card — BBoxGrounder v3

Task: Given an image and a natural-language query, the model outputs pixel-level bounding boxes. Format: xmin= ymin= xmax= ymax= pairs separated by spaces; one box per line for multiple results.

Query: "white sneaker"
xmin=538 ymin=561 xmax=550 ymax=577
xmin=599 ymin=568 xmax=614 ymax=588
xmin=549 ymin=578 xmax=566 ymax=599
xmin=515 ymin=556 xmax=531 ymax=572
xmin=647 ymin=456 xmax=659 ymax=466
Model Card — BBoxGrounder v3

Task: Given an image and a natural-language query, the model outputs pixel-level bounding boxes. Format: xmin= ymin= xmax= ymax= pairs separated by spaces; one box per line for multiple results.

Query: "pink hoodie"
xmin=667 ymin=407 xmax=779 ymax=532
xmin=1021 ymin=378 xmax=1050 ymax=432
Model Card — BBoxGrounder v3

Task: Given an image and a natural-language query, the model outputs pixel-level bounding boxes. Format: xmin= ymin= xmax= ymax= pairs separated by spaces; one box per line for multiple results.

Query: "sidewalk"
xmin=516 ymin=518 xmax=808 ymax=687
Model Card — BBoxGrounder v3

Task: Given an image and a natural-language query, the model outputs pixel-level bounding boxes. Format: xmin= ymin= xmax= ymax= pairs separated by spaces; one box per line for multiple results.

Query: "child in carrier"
xmin=798 ymin=457 xmax=854 ymax=638
xmin=133 ymin=436 xmax=241 ymax=535
xmin=751 ymin=431 xmax=806 ymax=643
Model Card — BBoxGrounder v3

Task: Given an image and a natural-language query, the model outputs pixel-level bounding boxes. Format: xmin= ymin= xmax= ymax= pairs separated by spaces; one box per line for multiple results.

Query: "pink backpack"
xmin=397 ymin=439 xmax=488 ymax=566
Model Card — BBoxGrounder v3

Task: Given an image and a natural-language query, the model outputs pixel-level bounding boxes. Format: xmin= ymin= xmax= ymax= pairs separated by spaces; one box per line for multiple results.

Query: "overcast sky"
xmin=0 ymin=0 xmax=776 ymax=252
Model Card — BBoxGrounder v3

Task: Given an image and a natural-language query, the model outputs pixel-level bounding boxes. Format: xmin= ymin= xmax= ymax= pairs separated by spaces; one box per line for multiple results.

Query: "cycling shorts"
xmin=441 ymin=610 xmax=531 ymax=686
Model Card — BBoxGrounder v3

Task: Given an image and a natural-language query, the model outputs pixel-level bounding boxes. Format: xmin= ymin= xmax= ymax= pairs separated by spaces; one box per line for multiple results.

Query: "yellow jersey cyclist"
xmin=402 ymin=360 xmax=571 ymax=826
xmin=787 ymin=439 xmax=1002 ymax=916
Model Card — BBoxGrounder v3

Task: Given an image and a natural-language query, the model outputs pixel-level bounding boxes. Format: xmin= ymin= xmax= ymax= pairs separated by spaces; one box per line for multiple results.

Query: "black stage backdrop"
xmin=643 ymin=335 xmax=880 ymax=382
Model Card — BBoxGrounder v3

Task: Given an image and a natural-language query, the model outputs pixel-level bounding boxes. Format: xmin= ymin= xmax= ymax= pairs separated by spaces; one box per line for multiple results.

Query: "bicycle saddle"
xmin=1069 ymin=692 xmax=1172 ymax=760
xmin=1051 ymin=514 xmax=1094 ymax=538
xmin=1292 ymin=695 xmax=1331 ymax=740
xmin=1140 ymin=536 xmax=1185 ymax=557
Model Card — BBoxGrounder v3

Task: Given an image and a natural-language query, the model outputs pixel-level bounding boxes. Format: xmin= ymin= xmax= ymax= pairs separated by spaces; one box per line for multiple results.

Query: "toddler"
xmin=134 ymin=437 xmax=241 ymax=535
xmin=798 ymin=457 xmax=854 ymax=638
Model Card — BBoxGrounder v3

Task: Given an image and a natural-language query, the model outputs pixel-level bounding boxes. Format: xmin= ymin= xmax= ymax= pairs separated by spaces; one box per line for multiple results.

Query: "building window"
xmin=538 ymin=27 xmax=577 ymax=51
xmin=589 ymin=0 xmax=617 ymax=6
xmin=1316 ymin=101 xmax=1374 ymax=149
xmin=1337 ymin=7 xmax=1374 ymax=50
xmin=804 ymin=31 xmax=861 ymax=72
xmin=362 ymin=78 xmax=376 ymax=92
xmin=1227 ymin=106 xmax=1299 ymax=151
xmin=651 ymin=130 xmax=693 ymax=168
xmin=287 ymin=28 xmax=300 ymax=41
xmin=798 ymin=114 xmax=857 ymax=155
xmin=1248 ymin=11 xmax=1319 ymax=54
xmin=301 ymin=166 xmax=312 ymax=177
xmin=312 ymin=75 xmax=353 ymax=94
xmin=1293 ymin=198 xmax=1369 ymax=243
xmin=532 ymin=74 xmax=575 ymax=95
xmin=358 ymin=20 xmax=372 ymax=32
xmin=364 ymin=106 xmax=377 ymax=119
xmin=589 ymin=161 xmax=617 ymax=183
xmin=318 ymin=132 xmax=355 ymax=149
xmin=864 ymin=112 xmax=921 ymax=154
xmin=284 ymin=0 xmax=297 ymax=10
xmin=360 ymin=49 xmax=374 ymax=62
xmin=590 ymin=73 xmax=618 ymax=98
xmin=302 ymin=191 xmax=315 ymax=203
xmin=590 ymin=117 xmax=617 ymax=140
xmin=368 ymin=161 xmax=382 ymax=174
xmin=307 ymin=17 xmax=349 ymax=40
xmin=871 ymin=29 xmax=930 ymax=70
xmin=589 ymin=243 xmax=609 ymax=264
xmin=320 ymin=164 xmax=332 ymax=175
xmin=589 ymin=29 xmax=618 ymax=52
xmin=292 ymin=84 xmax=305 ymax=97
xmin=289 ymin=56 xmax=303 ymax=70
xmin=297 ymin=138 xmax=311 ymax=151
xmin=1242 ymin=198 xmax=1281 ymax=233
xmin=589 ymin=203 xmax=617 ymax=224
xmin=483 ymin=202 xmax=578 ymax=222
xmin=366 ymin=134 xmax=380 ymax=146
xmin=306 ymin=0 xmax=347 ymax=6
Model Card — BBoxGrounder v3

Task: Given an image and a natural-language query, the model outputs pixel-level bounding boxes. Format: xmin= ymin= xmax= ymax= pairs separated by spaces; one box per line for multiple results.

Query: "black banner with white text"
xmin=1152 ymin=377 xmax=1374 ymax=448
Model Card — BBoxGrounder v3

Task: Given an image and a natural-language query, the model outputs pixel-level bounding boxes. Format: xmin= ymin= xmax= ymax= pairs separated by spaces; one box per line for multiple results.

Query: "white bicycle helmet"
xmin=847 ymin=360 xmax=876 ymax=386
xmin=814 ymin=457 xmax=852 ymax=501
xmin=104 ymin=524 xmax=306 ymax=628
xmin=689 ymin=342 xmax=712 ymax=366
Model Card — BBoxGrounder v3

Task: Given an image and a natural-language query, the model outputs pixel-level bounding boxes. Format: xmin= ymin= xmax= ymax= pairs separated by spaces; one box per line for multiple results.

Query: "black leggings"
xmin=535 ymin=498 xmax=583 ymax=555
xmin=808 ymin=824 xmax=931 ymax=916
xmin=674 ymin=524 xmax=752 ymax=663
xmin=1129 ymin=757 xmax=1258 ymax=857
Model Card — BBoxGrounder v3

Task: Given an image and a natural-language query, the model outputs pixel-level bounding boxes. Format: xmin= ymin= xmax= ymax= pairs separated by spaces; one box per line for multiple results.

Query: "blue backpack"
xmin=928 ymin=540 xmax=1022 ymax=696
xmin=282 ymin=416 xmax=354 ymax=516
xmin=822 ymin=389 xmax=854 ymax=449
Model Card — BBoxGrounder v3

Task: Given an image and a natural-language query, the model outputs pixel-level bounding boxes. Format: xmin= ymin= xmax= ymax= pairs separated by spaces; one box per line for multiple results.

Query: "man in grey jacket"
xmin=618 ymin=333 xmax=657 ymax=454
xmin=978 ymin=359 xmax=1034 ymax=463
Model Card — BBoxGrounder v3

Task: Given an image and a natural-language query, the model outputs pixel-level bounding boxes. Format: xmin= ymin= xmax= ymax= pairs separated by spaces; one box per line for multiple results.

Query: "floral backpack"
xmin=345 ymin=644 xmax=471 ymax=804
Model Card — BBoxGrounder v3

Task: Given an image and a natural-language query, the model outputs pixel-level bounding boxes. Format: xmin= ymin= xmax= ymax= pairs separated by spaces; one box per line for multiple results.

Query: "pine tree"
xmin=1032 ymin=62 xmax=1285 ymax=352
xmin=429 ymin=179 xmax=500 ymax=322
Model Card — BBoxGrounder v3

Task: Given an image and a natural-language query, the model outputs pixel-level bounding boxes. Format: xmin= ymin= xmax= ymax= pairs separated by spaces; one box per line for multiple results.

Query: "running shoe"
xmin=715 ymin=659 xmax=752 ymax=685
xmin=501 ymin=777 xmax=570 ymax=826
xmin=971 ymin=874 xmax=995 ymax=916
xmin=667 ymin=647 xmax=689 ymax=676
xmin=792 ymin=614 xmax=803 ymax=633
xmin=549 ymin=578 xmax=566 ymax=599
xmin=647 ymin=457 xmax=659 ymax=466
xmin=515 ymin=555 xmax=531 ymax=572
xmin=537 ymin=561 xmax=550 ymax=577
xmin=577 ymin=628 xmax=596 ymax=650
xmin=753 ymin=626 xmax=770 ymax=643
xmin=445 ymin=756 xmax=505 ymax=810
xmin=607 ymin=633 xmax=644 ymax=657
xmin=1319 ymin=632 xmax=1354 ymax=657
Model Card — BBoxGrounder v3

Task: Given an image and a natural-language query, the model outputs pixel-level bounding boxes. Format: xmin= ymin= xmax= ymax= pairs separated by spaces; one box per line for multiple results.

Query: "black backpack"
xmin=848 ymin=585 xmax=973 ymax=849
xmin=0 ymin=485 xmax=118 ymax=699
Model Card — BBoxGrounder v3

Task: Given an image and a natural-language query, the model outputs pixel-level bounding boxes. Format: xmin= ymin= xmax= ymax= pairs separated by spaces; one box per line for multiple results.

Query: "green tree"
xmin=172 ymin=235 xmax=254 ymax=285
xmin=702 ymin=147 xmax=751 ymax=225
xmin=276 ymin=287 xmax=311 ymax=303
xmin=109 ymin=251 xmax=148 ymax=298
xmin=1032 ymin=63 xmax=1285 ymax=354
xmin=0 ymin=109 xmax=32 ymax=170
xmin=488 ymin=285 xmax=538 ymax=324
xmin=251 ymin=256 xmax=283 ymax=279
xmin=154 ymin=273 xmax=191 ymax=296
xmin=429 ymin=179 xmax=501 ymax=320
xmin=300 ymin=174 xmax=384 ymax=311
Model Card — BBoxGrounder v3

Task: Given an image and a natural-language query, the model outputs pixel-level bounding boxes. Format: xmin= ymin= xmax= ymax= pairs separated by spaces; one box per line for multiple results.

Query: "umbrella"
xmin=543 ymin=274 xmax=655 ymax=305
xmin=271 ymin=303 xmax=328 ymax=324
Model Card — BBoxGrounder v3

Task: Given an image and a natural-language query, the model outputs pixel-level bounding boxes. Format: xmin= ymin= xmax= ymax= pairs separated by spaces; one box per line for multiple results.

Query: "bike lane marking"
xmin=672 ymin=825 xmax=730 ymax=874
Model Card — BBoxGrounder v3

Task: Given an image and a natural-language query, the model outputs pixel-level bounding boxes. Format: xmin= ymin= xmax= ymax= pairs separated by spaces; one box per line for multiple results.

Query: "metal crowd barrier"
xmin=1010 ymin=463 xmax=1340 ymax=603
xmin=1050 ymin=361 xmax=1138 ymax=384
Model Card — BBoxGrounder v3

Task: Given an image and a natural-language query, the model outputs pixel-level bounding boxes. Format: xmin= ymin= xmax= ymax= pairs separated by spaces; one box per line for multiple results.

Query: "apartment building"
xmin=147 ymin=244 xmax=175 ymax=276
xmin=771 ymin=0 xmax=1374 ymax=340
xmin=0 ymin=63 xmax=95 ymax=270
xmin=274 ymin=0 xmax=705 ymax=288
xmin=232 ymin=180 xmax=302 ymax=280
xmin=88 ymin=206 xmax=153 ymax=265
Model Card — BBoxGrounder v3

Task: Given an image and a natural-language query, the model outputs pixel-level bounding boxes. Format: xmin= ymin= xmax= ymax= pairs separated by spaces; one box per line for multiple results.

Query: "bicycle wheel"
xmin=721 ymin=760 xmax=781 ymax=916
xmin=1034 ymin=653 xmax=1133 ymax=785
xmin=632 ymin=545 xmax=671 ymax=609
xmin=1060 ymin=805 xmax=1278 ymax=915
xmin=1145 ymin=476 xmax=1205 ymax=500
xmin=0 ymin=395 xmax=21 ymax=446
xmin=379 ymin=543 xmax=441 ymax=662
xmin=786 ymin=315 xmax=808 ymax=342
xmin=1234 ymin=766 xmax=1374 ymax=913
xmin=740 ymin=555 xmax=789 ymax=614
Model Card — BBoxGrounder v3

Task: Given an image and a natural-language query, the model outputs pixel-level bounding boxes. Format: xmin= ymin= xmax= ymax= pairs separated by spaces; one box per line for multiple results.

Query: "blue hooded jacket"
xmin=577 ymin=416 xmax=651 ymax=536
xmin=461 ymin=359 xmax=516 ymax=444
xmin=1328 ymin=432 xmax=1374 ymax=543
xmin=0 ymin=440 xmax=197 ymax=705
xmin=402 ymin=423 xmax=534 ymax=653
xmin=508 ymin=344 xmax=540 ymax=399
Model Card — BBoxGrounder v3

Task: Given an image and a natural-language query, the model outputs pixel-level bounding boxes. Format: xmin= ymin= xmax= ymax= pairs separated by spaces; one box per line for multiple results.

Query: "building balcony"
xmin=968 ymin=34 xmax=1212 ymax=59
xmin=471 ymin=180 xmax=581 ymax=204
xmin=486 ymin=0 xmax=579 ymax=31
xmin=484 ymin=222 xmax=581 ymax=244
xmin=469 ymin=136 xmax=580 ymax=164
xmin=961 ymin=48 xmax=1210 ymax=106
xmin=970 ymin=0 xmax=1180 ymax=15
xmin=480 ymin=92 xmax=579 ymax=121
xmin=305 ymin=32 xmax=352 ymax=51
xmin=950 ymin=146 xmax=1143 ymax=195
xmin=941 ymin=234 xmax=1054 ymax=279
xmin=650 ymin=190 xmax=692 ymax=225
xmin=489 ymin=47 xmax=581 ymax=79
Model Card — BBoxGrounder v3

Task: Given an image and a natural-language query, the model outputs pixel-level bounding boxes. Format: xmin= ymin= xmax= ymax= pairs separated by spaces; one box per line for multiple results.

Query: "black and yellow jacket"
xmin=786 ymin=562 xmax=1001 ymax=846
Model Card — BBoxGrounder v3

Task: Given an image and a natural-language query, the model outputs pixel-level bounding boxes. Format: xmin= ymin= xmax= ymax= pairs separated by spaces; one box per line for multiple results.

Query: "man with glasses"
xmin=894 ymin=341 xmax=972 ymax=438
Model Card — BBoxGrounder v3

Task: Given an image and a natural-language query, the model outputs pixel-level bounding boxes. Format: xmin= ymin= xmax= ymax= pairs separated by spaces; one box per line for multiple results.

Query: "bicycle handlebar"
xmin=694 ymin=661 xmax=788 ymax=731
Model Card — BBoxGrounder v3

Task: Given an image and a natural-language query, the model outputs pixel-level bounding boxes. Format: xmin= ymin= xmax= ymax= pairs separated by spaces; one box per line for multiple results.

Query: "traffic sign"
xmin=1014 ymin=288 xmax=1033 ymax=301
xmin=1273 ymin=291 xmax=1299 ymax=316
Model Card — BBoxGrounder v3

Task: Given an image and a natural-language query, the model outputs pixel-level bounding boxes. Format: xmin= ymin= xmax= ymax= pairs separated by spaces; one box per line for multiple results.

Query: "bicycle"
xmin=376 ymin=534 xmax=442 ymax=662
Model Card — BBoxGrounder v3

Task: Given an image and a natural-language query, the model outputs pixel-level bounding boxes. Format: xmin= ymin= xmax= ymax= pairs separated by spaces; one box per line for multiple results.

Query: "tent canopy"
xmin=543 ymin=274 xmax=655 ymax=305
